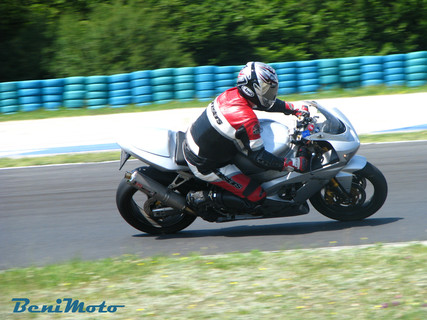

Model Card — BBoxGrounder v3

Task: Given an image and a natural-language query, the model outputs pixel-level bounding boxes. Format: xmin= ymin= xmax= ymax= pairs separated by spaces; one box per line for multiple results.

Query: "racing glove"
xmin=292 ymin=105 xmax=310 ymax=117
xmin=283 ymin=156 xmax=308 ymax=172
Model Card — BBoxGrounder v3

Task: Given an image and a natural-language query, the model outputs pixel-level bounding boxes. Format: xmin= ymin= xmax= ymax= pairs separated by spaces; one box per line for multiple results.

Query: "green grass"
xmin=359 ymin=129 xmax=427 ymax=143
xmin=0 ymin=152 xmax=121 ymax=168
xmin=1 ymin=84 xmax=426 ymax=122
xmin=1 ymin=243 xmax=426 ymax=319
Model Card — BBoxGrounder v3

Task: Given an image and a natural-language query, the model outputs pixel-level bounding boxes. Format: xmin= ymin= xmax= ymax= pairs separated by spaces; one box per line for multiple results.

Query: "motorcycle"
xmin=116 ymin=101 xmax=388 ymax=235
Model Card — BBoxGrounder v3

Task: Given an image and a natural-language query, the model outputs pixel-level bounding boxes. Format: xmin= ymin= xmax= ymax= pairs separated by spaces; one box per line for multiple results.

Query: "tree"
xmin=49 ymin=1 xmax=194 ymax=77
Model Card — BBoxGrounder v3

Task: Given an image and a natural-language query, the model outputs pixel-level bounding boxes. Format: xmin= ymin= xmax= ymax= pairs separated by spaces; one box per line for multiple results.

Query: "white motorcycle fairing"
xmin=118 ymin=127 xmax=187 ymax=171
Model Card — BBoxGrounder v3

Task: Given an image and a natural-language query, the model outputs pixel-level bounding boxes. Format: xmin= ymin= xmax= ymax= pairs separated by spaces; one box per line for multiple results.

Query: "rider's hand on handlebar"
xmin=292 ymin=105 xmax=310 ymax=118
xmin=283 ymin=156 xmax=308 ymax=173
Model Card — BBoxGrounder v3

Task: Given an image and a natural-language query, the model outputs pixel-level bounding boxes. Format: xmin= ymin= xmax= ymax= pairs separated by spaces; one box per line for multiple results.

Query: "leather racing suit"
xmin=183 ymin=87 xmax=300 ymax=211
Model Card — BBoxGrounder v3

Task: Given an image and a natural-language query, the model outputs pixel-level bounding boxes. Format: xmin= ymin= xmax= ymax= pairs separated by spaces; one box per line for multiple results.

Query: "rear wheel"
xmin=309 ymin=162 xmax=387 ymax=221
xmin=116 ymin=167 xmax=196 ymax=235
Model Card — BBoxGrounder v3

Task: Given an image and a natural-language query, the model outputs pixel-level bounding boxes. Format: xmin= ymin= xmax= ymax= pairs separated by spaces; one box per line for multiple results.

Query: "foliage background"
xmin=1 ymin=0 xmax=426 ymax=82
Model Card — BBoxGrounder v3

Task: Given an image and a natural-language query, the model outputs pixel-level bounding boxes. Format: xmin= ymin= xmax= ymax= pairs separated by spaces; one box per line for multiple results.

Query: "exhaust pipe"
xmin=125 ymin=171 xmax=195 ymax=215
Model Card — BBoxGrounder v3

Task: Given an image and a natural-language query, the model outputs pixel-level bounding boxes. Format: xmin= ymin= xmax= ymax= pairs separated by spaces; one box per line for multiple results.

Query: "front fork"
xmin=324 ymin=178 xmax=349 ymax=205
xmin=324 ymin=155 xmax=368 ymax=205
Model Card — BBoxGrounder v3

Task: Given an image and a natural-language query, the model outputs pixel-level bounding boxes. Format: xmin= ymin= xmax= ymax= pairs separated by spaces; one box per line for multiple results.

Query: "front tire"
xmin=309 ymin=162 xmax=388 ymax=221
xmin=116 ymin=167 xmax=196 ymax=235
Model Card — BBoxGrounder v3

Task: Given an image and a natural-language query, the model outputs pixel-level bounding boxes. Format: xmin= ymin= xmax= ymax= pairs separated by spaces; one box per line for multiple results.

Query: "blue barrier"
xmin=1 ymin=51 xmax=426 ymax=113
xmin=151 ymin=68 xmax=175 ymax=104
xmin=215 ymin=66 xmax=237 ymax=95
xmin=63 ymin=77 xmax=86 ymax=109
xmin=195 ymin=66 xmax=217 ymax=101
xmin=108 ymin=73 xmax=132 ymax=108
xmin=0 ymin=81 xmax=19 ymax=113
xmin=174 ymin=67 xmax=195 ymax=101
xmin=318 ymin=58 xmax=340 ymax=90
xmin=42 ymin=78 xmax=64 ymax=110
xmin=297 ymin=60 xmax=320 ymax=93
xmin=274 ymin=62 xmax=298 ymax=95
xmin=130 ymin=70 xmax=152 ymax=106
xmin=18 ymin=80 xmax=42 ymax=112
xmin=383 ymin=54 xmax=406 ymax=86
xmin=405 ymin=51 xmax=427 ymax=87
xmin=86 ymin=75 xmax=108 ymax=109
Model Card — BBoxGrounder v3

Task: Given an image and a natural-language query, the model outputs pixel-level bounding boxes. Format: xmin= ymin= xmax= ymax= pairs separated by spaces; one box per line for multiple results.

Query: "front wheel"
xmin=116 ymin=167 xmax=197 ymax=235
xmin=309 ymin=162 xmax=388 ymax=221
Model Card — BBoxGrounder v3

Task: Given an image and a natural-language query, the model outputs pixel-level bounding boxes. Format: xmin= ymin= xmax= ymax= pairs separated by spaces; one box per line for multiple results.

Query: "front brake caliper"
xmin=324 ymin=178 xmax=343 ymax=205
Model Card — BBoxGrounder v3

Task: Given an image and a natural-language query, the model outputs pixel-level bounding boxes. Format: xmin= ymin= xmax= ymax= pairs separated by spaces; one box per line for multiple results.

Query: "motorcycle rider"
xmin=183 ymin=61 xmax=309 ymax=217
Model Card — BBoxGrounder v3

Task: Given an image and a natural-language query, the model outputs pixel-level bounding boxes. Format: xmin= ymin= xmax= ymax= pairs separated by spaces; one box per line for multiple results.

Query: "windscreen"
xmin=317 ymin=105 xmax=346 ymax=134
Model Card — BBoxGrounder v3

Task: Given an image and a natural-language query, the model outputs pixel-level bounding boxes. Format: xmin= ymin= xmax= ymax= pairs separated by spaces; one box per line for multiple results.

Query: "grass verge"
xmin=1 ymin=130 xmax=426 ymax=168
xmin=0 ymin=243 xmax=426 ymax=319
xmin=359 ymin=129 xmax=427 ymax=143
xmin=0 ymin=151 xmax=121 ymax=168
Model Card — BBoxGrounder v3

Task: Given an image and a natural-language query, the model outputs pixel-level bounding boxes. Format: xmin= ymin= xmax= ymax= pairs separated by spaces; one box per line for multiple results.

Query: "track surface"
xmin=1 ymin=142 xmax=426 ymax=269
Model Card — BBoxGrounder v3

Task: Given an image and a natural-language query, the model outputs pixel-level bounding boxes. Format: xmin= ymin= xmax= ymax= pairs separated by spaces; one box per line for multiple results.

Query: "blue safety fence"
xmin=1 ymin=51 xmax=426 ymax=113
xmin=86 ymin=75 xmax=108 ymax=109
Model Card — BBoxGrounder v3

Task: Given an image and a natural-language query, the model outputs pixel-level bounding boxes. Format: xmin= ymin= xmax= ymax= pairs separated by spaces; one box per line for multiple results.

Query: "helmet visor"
xmin=258 ymin=81 xmax=278 ymax=109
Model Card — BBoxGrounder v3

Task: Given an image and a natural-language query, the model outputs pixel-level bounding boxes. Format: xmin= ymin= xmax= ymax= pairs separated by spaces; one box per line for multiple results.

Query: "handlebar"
xmin=292 ymin=114 xmax=319 ymax=144
xmin=296 ymin=114 xmax=313 ymax=128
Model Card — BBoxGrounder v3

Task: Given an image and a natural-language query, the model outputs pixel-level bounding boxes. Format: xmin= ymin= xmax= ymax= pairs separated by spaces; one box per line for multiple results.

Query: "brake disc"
xmin=324 ymin=182 xmax=366 ymax=207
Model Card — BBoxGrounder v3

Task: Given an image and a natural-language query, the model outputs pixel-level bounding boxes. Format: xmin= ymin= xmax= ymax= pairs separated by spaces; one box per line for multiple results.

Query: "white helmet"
xmin=237 ymin=62 xmax=279 ymax=110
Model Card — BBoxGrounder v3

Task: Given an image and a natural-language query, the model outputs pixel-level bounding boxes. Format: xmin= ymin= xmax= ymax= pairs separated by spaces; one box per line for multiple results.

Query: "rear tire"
xmin=116 ymin=167 xmax=196 ymax=235
xmin=309 ymin=162 xmax=387 ymax=221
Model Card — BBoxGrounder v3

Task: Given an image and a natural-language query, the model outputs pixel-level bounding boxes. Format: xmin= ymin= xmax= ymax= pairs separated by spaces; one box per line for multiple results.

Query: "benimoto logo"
xmin=11 ymin=298 xmax=124 ymax=313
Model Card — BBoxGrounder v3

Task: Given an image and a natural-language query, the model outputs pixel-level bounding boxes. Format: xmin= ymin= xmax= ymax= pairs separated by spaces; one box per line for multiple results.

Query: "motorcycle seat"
xmin=175 ymin=131 xmax=187 ymax=166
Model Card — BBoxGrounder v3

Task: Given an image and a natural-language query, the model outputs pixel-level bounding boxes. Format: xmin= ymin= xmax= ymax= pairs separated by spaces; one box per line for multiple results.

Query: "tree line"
xmin=1 ymin=0 xmax=426 ymax=82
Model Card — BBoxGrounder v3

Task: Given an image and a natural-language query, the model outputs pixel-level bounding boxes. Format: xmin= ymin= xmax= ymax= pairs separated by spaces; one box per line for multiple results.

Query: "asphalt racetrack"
xmin=1 ymin=141 xmax=426 ymax=269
